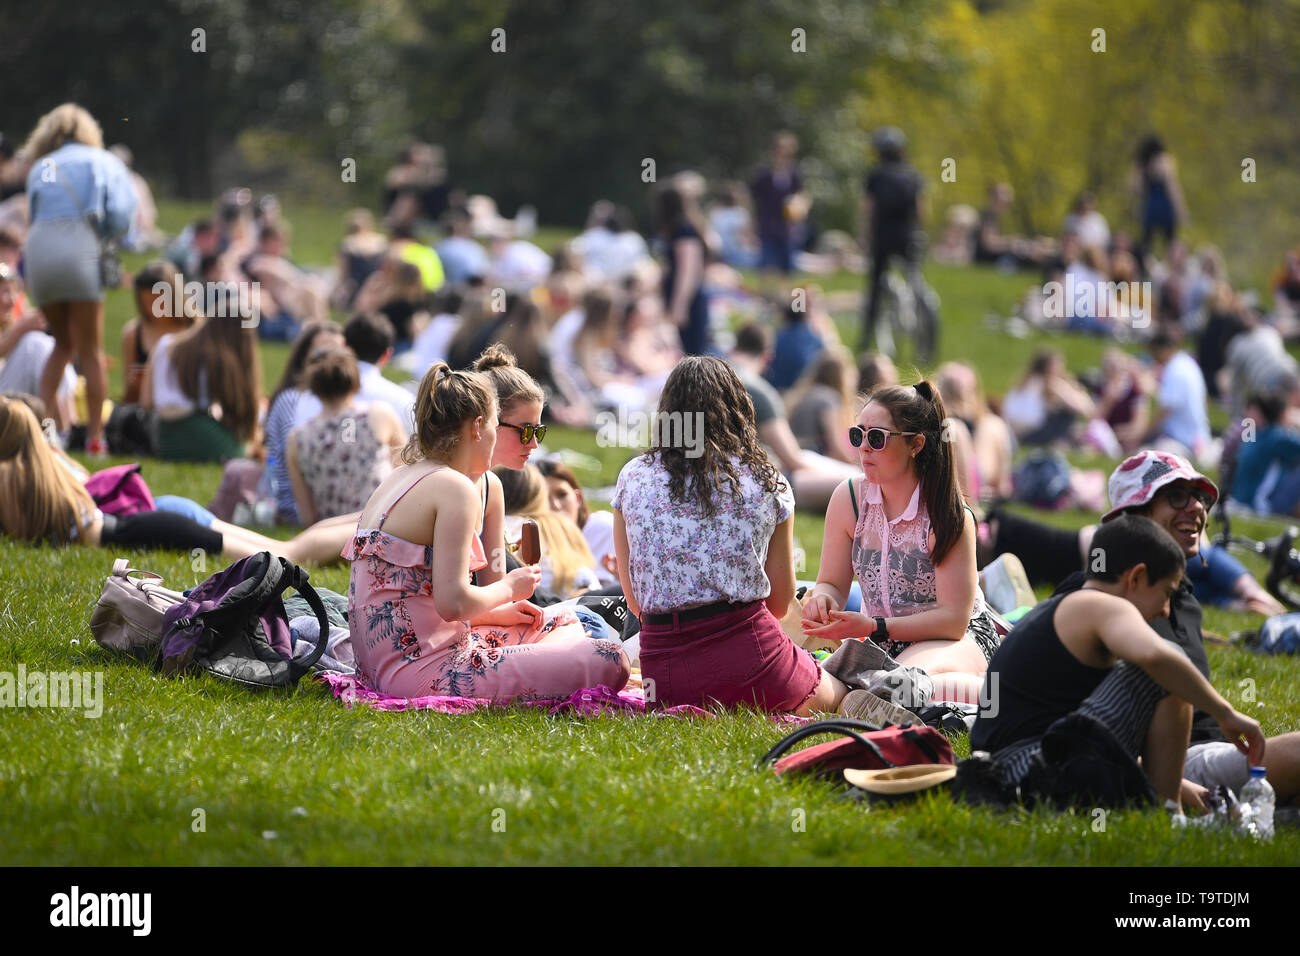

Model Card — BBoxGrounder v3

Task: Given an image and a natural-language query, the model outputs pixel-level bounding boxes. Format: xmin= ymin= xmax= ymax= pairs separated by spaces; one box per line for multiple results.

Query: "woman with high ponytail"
xmin=463 ymin=342 xmax=547 ymax=586
xmin=802 ymin=379 xmax=998 ymax=711
xmin=344 ymin=360 xmax=628 ymax=700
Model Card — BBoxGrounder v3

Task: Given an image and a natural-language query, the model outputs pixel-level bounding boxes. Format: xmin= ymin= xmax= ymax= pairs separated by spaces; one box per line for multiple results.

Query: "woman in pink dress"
xmin=343 ymin=362 xmax=629 ymax=700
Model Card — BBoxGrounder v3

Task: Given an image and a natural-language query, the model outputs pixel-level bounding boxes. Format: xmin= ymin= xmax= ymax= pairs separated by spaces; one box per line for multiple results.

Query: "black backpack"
xmin=160 ymin=552 xmax=331 ymax=690
xmin=954 ymin=711 xmax=1159 ymax=810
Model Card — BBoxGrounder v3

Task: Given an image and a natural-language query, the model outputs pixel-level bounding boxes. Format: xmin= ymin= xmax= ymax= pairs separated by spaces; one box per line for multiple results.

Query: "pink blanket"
xmin=318 ymin=673 xmax=807 ymax=723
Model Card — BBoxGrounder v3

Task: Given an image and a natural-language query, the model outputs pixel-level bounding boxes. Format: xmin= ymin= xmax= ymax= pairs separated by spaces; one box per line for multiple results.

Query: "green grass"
xmin=3 ymin=199 xmax=1299 ymax=866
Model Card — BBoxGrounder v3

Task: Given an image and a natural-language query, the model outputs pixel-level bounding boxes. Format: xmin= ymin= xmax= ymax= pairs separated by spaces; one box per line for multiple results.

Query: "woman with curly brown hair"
xmin=613 ymin=356 xmax=840 ymax=714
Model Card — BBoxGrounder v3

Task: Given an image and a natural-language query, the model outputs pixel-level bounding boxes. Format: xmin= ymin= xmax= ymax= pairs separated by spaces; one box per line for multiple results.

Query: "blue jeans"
xmin=257 ymin=310 xmax=302 ymax=343
xmin=153 ymin=495 xmax=217 ymax=529
xmin=759 ymin=235 xmax=794 ymax=273
xmin=572 ymin=606 xmax=617 ymax=642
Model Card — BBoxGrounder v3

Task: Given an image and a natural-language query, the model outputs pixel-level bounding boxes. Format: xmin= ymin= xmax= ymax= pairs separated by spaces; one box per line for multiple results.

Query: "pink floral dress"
xmin=343 ymin=467 xmax=630 ymax=700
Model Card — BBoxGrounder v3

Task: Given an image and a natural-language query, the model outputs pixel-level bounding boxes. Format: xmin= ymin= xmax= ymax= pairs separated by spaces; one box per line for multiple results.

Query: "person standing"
xmin=860 ymin=127 xmax=934 ymax=362
xmin=653 ymin=183 xmax=713 ymax=356
xmin=750 ymin=131 xmax=807 ymax=275
xmin=21 ymin=104 xmax=136 ymax=455
xmin=1130 ymin=134 xmax=1188 ymax=262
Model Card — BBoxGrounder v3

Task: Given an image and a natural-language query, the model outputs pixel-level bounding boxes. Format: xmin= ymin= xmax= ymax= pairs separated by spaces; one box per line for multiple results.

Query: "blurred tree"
xmin=396 ymin=0 xmax=952 ymax=229
xmin=862 ymin=0 xmax=1300 ymax=283
xmin=2 ymin=0 xmax=1293 ymax=276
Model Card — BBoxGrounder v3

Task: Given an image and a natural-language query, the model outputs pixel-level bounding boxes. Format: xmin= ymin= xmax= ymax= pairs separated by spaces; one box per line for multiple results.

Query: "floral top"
xmin=343 ymin=467 xmax=486 ymax=694
xmin=613 ymin=454 xmax=794 ymax=613
xmin=292 ymin=404 xmax=392 ymax=520
xmin=852 ymin=478 xmax=985 ymax=623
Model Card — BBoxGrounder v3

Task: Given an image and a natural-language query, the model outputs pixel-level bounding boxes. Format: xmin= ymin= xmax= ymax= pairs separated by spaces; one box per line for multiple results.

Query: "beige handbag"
xmin=88 ymin=559 xmax=186 ymax=664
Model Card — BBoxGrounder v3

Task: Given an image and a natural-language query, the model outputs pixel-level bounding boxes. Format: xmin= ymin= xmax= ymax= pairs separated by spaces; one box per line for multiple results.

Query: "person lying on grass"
xmin=802 ymin=380 xmax=998 ymax=714
xmin=342 ymin=362 xmax=629 ymax=701
xmin=613 ymin=356 xmax=842 ymax=715
xmin=970 ymin=514 xmax=1264 ymax=811
xmin=991 ymin=449 xmax=1300 ymax=806
xmin=0 ymin=395 xmax=342 ymax=564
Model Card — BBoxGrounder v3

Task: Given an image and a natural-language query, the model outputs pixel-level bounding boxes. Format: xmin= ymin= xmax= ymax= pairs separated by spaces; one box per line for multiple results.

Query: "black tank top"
xmin=970 ymin=592 xmax=1112 ymax=754
xmin=134 ymin=323 xmax=149 ymax=365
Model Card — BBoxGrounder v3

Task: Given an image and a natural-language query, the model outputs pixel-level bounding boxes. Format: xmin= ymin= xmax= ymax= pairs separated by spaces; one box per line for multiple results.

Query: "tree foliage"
xmin=3 ymin=0 xmax=1296 ymax=268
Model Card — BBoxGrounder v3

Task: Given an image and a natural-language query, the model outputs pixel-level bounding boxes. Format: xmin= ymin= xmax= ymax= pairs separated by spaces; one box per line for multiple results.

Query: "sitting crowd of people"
xmin=2 ymin=103 xmax=1298 ymax=820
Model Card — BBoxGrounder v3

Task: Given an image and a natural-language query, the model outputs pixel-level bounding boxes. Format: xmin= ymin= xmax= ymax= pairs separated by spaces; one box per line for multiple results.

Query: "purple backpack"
xmin=85 ymin=463 xmax=155 ymax=517
xmin=160 ymin=552 xmax=330 ymax=689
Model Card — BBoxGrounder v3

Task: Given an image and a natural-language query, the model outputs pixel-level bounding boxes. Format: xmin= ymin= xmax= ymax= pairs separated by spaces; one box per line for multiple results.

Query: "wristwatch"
xmin=871 ymin=616 xmax=889 ymax=643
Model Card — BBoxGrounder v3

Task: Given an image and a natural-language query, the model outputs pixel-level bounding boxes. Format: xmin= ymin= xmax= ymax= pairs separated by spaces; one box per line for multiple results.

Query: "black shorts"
xmin=880 ymin=609 xmax=1000 ymax=663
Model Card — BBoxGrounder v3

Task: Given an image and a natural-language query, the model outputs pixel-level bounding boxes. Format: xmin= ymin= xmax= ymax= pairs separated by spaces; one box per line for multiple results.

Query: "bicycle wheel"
xmin=913 ymin=282 xmax=940 ymax=365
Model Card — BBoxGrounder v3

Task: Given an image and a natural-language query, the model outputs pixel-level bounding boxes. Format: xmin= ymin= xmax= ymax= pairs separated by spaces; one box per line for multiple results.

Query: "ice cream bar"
xmin=518 ymin=519 xmax=541 ymax=566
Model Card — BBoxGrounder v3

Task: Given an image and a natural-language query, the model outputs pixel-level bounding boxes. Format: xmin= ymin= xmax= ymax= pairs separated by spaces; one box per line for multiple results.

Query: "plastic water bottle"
xmin=1238 ymin=767 xmax=1275 ymax=840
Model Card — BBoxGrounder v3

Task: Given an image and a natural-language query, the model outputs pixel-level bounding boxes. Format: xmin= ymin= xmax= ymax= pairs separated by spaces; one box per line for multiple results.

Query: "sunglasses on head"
xmin=848 ymin=426 xmax=919 ymax=450
xmin=1161 ymin=484 xmax=1215 ymax=511
xmin=499 ymin=420 xmax=547 ymax=444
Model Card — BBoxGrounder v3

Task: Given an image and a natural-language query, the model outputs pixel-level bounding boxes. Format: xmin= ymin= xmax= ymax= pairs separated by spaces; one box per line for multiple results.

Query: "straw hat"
xmin=843 ymin=764 xmax=957 ymax=796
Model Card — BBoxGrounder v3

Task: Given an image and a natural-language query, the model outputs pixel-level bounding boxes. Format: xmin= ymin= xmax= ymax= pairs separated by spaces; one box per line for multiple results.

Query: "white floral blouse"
xmin=613 ymin=454 xmax=794 ymax=614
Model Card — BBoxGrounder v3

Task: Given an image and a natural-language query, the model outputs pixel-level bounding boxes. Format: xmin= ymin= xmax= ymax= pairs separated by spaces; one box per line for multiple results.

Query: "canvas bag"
xmin=85 ymin=462 xmax=155 ymax=517
xmin=761 ymin=718 xmax=955 ymax=779
xmin=160 ymin=551 xmax=330 ymax=690
xmin=88 ymin=559 xmax=186 ymax=664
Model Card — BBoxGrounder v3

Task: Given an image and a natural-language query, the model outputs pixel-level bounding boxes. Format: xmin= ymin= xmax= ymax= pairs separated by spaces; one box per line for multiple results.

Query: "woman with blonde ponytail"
xmin=465 ymin=342 xmax=547 ymax=585
xmin=343 ymin=362 xmax=629 ymax=700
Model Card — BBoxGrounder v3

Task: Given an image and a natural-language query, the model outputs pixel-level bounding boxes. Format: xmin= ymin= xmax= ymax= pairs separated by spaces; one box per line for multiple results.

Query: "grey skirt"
xmin=23 ymin=217 xmax=102 ymax=306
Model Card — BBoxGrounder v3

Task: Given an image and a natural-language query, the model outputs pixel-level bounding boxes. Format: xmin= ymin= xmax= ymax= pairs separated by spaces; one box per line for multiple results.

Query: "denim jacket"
xmin=25 ymin=142 xmax=137 ymax=240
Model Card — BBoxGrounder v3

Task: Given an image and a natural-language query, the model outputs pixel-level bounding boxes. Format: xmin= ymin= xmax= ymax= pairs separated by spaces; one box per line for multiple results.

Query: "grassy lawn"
xmin=2 ymin=199 xmax=1298 ymax=865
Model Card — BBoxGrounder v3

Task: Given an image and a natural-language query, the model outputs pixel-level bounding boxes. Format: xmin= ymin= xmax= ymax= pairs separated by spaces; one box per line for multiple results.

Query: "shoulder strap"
xmin=377 ymin=465 xmax=446 ymax=530
xmin=758 ymin=718 xmax=893 ymax=768
xmin=849 ymin=478 xmax=858 ymax=519
xmin=285 ymin=562 xmax=331 ymax=679
xmin=49 ymin=161 xmax=99 ymax=232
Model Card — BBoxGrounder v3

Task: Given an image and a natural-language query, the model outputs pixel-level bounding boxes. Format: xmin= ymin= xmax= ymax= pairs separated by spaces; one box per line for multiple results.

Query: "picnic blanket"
xmin=317 ymin=672 xmax=809 ymax=723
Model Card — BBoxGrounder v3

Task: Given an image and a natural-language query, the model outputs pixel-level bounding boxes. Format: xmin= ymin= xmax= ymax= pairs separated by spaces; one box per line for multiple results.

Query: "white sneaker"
xmin=837 ymin=688 xmax=922 ymax=727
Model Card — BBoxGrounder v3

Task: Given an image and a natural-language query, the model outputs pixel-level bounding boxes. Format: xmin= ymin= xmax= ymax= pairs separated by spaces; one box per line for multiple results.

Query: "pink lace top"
xmin=851 ymin=478 xmax=985 ymax=622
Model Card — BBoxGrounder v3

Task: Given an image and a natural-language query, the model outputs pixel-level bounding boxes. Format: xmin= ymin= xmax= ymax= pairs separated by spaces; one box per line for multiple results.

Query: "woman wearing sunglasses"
xmin=802 ymin=381 xmax=999 ymax=713
xmin=469 ymin=343 xmax=551 ymax=585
